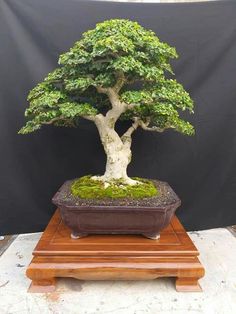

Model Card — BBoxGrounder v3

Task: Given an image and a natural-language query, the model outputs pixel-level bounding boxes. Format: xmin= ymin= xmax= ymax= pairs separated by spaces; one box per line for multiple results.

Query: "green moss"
xmin=71 ymin=175 xmax=158 ymax=199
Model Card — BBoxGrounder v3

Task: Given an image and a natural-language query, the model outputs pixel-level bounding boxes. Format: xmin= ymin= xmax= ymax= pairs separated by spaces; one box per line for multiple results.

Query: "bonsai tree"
xmin=19 ymin=19 xmax=194 ymax=189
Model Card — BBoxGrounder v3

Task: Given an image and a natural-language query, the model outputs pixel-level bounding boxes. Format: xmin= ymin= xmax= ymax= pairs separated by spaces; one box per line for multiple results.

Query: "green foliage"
xmin=19 ymin=19 xmax=194 ymax=136
xmin=121 ymin=79 xmax=194 ymax=135
xmin=71 ymin=176 xmax=158 ymax=199
xmin=59 ymin=103 xmax=97 ymax=118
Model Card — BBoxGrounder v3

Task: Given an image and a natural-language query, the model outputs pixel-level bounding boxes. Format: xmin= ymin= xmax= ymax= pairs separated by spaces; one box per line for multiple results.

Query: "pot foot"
xmin=71 ymin=232 xmax=87 ymax=239
xmin=143 ymin=233 xmax=160 ymax=240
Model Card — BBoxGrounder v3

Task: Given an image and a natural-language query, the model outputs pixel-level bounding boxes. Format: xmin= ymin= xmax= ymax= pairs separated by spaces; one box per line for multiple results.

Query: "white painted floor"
xmin=0 ymin=228 xmax=236 ymax=314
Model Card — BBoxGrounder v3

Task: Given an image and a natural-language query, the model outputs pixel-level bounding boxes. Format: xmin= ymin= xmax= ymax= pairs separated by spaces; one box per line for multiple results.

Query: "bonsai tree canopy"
xmin=19 ymin=19 xmax=194 ymax=186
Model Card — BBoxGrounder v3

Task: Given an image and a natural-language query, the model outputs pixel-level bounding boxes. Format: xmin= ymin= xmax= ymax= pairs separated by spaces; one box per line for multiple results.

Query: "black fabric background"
xmin=0 ymin=0 xmax=236 ymax=234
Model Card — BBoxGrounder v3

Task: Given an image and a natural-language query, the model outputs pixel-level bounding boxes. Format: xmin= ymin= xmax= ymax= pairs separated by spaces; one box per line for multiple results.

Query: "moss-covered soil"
xmin=71 ymin=175 xmax=158 ymax=199
xmin=52 ymin=179 xmax=179 ymax=208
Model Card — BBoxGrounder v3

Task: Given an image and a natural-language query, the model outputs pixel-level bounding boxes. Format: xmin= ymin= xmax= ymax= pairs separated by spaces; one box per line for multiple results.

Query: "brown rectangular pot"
xmin=52 ymin=179 xmax=181 ymax=240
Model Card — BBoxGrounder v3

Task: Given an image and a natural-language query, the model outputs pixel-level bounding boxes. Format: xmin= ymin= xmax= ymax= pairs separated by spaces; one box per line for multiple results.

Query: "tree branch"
xmin=42 ymin=116 xmax=64 ymax=125
xmin=42 ymin=116 xmax=76 ymax=127
xmin=96 ymin=75 xmax=127 ymax=124
xmin=96 ymin=86 xmax=109 ymax=94
xmin=121 ymin=118 xmax=140 ymax=143
xmin=126 ymin=103 xmax=136 ymax=110
xmin=82 ymin=115 xmax=96 ymax=121
xmin=96 ymin=86 xmax=120 ymax=105
xmin=42 ymin=113 xmax=102 ymax=125
xmin=113 ymin=71 xmax=125 ymax=93
xmin=138 ymin=119 xmax=166 ymax=132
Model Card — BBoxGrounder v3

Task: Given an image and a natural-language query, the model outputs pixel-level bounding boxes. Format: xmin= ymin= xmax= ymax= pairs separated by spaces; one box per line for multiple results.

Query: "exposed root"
xmin=91 ymin=175 xmax=141 ymax=186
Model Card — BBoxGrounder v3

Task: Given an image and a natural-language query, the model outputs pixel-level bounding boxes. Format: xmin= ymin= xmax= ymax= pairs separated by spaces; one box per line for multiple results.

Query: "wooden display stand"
xmin=26 ymin=209 xmax=205 ymax=292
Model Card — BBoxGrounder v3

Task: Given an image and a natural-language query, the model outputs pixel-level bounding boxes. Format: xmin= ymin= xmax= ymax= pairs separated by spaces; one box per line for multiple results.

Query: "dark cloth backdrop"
xmin=1 ymin=0 xmax=236 ymax=234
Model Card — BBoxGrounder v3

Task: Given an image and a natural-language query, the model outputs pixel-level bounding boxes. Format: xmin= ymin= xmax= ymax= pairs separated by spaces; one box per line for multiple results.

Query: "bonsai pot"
xmin=52 ymin=179 xmax=181 ymax=240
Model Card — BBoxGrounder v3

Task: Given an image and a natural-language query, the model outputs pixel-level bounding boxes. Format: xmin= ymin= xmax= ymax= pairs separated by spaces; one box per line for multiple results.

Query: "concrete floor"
xmin=0 ymin=228 xmax=236 ymax=314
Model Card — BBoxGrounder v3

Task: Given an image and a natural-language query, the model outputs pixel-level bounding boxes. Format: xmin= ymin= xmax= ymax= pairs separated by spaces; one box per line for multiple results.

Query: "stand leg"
xmin=175 ymin=277 xmax=202 ymax=292
xmin=28 ymin=278 xmax=56 ymax=293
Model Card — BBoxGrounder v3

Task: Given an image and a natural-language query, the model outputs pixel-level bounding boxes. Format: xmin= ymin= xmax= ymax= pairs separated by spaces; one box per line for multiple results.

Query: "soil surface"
xmin=52 ymin=179 xmax=180 ymax=208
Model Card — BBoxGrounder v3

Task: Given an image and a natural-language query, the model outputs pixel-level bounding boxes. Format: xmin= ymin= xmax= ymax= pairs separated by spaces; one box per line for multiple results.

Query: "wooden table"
xmin=26 ymin=209 xmax=205 ymax=292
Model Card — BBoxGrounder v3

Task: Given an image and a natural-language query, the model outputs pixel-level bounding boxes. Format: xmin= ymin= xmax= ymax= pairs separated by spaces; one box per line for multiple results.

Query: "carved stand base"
xmin=26 ymin=209 xmax=205 ymax=293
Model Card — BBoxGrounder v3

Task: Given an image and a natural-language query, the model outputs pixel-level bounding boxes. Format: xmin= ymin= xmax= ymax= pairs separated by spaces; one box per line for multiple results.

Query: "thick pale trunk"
xmin=103 ymin=140 xmax=131 ymax=181
xmin=91 ymin=88 xmax=139 ymax=185
xmin=93 ymin=115 xmax=136 ymax=185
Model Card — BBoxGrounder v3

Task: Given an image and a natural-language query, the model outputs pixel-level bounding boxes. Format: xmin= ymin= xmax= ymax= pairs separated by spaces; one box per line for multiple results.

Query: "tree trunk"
xmin=93 ymin=115 xmax=137 ymax=185
xmin=103 ymin=139 xmax=131 ymax=182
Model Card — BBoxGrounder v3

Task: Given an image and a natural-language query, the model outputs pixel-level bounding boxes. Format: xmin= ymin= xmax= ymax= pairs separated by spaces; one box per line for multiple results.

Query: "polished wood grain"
xmin=26 ymin=209 xmax=205 ymax=292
